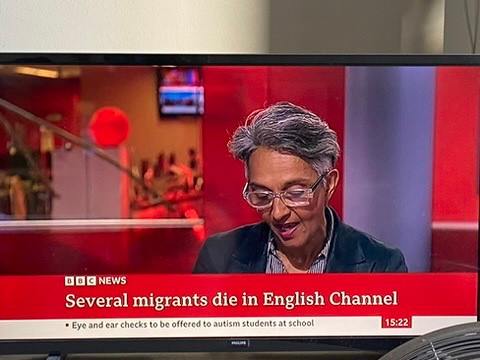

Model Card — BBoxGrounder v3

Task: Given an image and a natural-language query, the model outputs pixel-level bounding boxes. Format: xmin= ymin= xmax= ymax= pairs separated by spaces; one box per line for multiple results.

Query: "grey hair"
xmin=228 ymin=102 xmax=340 ymax=177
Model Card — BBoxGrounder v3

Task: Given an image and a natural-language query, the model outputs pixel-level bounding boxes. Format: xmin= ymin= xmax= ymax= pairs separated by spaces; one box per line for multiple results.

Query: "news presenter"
xmin=194 ymin=102 xmax=407 ymax=274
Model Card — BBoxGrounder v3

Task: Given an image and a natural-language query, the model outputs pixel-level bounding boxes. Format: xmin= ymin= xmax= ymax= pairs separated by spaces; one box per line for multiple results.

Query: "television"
xmin=158 ymin=67 xmax=204 ymax=116
xmin=0 ymin=54 xmax=478 ymax=356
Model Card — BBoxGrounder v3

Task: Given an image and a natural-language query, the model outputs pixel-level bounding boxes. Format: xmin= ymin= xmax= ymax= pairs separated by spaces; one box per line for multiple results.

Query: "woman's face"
xmin=246 ymin=147 xmax=338 ymax=251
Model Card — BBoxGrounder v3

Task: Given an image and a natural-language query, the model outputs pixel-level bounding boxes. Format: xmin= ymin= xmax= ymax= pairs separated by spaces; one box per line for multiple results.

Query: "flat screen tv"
xmin=158 ymin=67 xmax=204 ymax=116
xmin=0 ymin=54 xmax=478 ymax=356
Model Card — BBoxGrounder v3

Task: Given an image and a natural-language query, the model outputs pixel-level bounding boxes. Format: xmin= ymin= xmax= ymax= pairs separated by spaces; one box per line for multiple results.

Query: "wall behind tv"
xmin=0 ymin=0 xmax=474 ymax=54
xmin=0 ymin=0 xmax=269 ymax=53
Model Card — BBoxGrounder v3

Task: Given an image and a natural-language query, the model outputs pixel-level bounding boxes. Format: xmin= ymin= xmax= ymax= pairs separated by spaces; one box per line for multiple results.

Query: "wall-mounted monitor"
xmin=158 ymin=67 xmax=204 ymax=116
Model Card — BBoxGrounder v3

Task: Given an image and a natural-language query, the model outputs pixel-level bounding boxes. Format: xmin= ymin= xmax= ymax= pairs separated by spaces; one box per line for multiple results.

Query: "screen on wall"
xmin=0 ymin=55 xmax=478 ymax=354
xmin=158 ymin=67 xmax=204 ymax=115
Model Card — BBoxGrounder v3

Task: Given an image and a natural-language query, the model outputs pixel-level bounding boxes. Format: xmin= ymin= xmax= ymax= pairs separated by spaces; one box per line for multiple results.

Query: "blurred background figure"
xmin=153 ymin=152 xmax=165 ymax=178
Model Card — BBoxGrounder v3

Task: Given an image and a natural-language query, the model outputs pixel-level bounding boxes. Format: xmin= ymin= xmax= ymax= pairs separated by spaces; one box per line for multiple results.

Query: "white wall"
xmin=444 ymin=0 xmax=479 ymax=53
xmin=0 ymin=0 xmax=269 ymax=53
xmin=1 ymin=0 xmax=456 ymax=54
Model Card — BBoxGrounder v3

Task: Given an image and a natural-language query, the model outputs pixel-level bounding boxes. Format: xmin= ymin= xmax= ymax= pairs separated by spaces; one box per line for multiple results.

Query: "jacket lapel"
xmin=229 ymin=222 xmax=270 ymax=273
xmin=325 ymin=207 xmax=367 ymax=272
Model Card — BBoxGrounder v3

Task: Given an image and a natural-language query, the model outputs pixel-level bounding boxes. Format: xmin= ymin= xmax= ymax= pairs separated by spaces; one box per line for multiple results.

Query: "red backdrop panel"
xmin=430 ymin=67 xmax=479 ymax=272
xmin=432 ymin=67 xmax=479 ymax=222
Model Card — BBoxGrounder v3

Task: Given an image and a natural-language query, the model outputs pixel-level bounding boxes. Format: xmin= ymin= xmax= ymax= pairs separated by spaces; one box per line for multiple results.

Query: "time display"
xmin=382 ymin=317 xmax=411 ymax=328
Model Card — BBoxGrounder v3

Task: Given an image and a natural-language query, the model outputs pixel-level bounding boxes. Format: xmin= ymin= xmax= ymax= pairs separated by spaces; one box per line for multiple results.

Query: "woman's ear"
xmin=325 ymin=169 xmax=339 ymax=202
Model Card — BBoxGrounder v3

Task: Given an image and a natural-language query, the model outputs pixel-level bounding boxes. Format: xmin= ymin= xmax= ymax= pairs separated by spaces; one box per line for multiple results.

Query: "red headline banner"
xmin=0 ymin=273 xmax=476 ymax=320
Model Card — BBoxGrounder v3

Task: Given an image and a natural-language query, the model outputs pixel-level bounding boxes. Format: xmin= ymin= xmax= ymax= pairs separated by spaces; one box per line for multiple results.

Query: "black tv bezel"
xmin=0 ymin=53 xmax=478 ymax=355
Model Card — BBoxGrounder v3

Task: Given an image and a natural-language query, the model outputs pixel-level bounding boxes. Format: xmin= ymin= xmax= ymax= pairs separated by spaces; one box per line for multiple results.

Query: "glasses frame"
xmin=242 ymin=171 xmax=329 ymax=210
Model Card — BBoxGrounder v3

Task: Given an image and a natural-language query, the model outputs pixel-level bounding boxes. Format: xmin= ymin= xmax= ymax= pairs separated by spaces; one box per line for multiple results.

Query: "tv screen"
xmin=159 ymin=67 xmax=204 ymax=116
xmin=0 ymin=54 xmax=478 ymax=355
xmin=159 ymin=85 xmax=204 ymax=115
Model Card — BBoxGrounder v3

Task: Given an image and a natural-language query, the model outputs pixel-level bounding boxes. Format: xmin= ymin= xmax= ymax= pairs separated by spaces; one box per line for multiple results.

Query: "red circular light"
xmin=89 ymin=107 xmax=130 ymax=147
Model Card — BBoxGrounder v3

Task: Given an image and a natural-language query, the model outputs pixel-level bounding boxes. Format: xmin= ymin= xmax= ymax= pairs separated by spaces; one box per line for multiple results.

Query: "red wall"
xmin=431 ymin=67 xmax=479 ymax=272
xmin=432 ymin=67 xmax=479 ymax=222
xmin=202 ymin=66 xmax=345 ymax=236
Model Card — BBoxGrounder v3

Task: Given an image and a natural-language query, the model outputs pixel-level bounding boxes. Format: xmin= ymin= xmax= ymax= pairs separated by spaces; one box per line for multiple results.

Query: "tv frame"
xmin=0 ymin=53 xmax=478 ymax=356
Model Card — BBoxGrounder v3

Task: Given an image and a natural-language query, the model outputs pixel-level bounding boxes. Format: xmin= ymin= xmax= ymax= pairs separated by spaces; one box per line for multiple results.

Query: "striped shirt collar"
xmin=266 ymin=206 xmax=335 ymax=274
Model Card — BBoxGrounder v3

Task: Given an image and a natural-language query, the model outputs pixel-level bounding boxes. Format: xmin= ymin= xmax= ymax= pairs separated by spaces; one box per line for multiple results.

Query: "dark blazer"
xmin=193 ymin=208 xmax=407 ymax=273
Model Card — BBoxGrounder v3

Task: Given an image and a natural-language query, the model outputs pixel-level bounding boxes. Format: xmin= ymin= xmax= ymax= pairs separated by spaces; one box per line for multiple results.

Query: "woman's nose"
xmin=270 ymin=196 xmax=290 ymax=223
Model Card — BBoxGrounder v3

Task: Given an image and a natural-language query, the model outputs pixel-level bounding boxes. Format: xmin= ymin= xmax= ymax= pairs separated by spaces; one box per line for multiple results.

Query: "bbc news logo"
xmin=64 ymin=276 xmax=96 ymax=287
xmin=65 ymin=276 xmax=127 ymax=287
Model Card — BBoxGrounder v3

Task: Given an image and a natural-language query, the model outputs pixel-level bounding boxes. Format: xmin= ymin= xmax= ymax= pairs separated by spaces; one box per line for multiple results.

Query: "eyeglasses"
xmin=242 ymin=171 xmax=329 ymax=210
